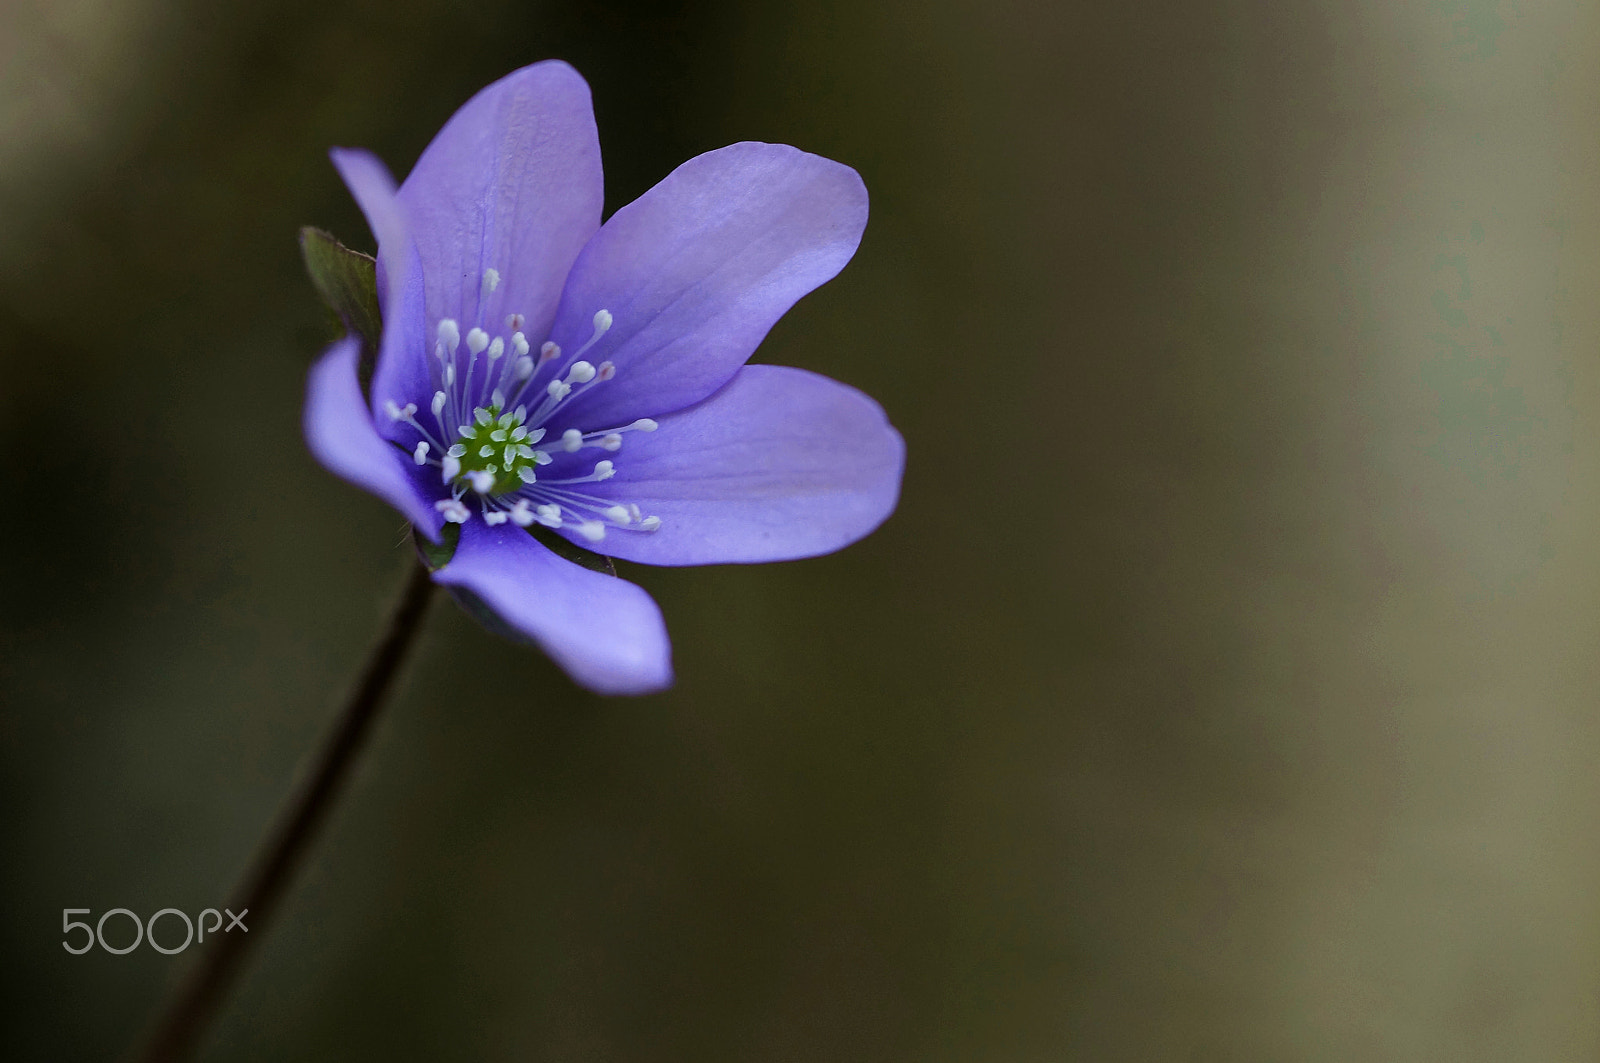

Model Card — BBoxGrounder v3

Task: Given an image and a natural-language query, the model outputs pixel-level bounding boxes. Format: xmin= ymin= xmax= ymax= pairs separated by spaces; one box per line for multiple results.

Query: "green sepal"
xmin=529 ymin=526 xmax=618 ymax=578
xmin=415 ymin=522 xmax=460 ymax=571
xmin=299 ymin=226 xmax=382 ymax=382
xmin=413 ymin=521 xmax=616 ymax=579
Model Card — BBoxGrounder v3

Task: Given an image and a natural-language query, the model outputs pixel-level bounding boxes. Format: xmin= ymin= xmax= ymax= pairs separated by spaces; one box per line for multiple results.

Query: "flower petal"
xmin=397 ymin=60 xmax=603 ymax=346
xmin=304 ymin=336 xmax=444 ymax=539
xmin=545 ymin=142 xmax=869 ymax=427
xmin=329 ymin=147 xmax=431 ymax=422
xmin=432 ymin=520 xmax=673 ymax=695
xmin=583 ymin=364 xmax=903 ymax=566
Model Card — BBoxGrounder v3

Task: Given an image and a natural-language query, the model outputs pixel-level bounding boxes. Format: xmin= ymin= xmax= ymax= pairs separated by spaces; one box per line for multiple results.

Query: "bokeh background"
xmin=3 ymin=0 xmax=1599 ymax=1058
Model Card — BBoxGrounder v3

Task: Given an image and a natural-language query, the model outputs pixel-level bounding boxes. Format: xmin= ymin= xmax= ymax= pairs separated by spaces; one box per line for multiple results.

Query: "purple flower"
xmin=304 ymin=61 xmax=904 ymax=695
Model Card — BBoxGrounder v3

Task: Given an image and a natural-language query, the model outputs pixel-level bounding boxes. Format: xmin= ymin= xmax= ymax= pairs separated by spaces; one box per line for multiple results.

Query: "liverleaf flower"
xmin=304 ymin=61 xmax=904 ymax=695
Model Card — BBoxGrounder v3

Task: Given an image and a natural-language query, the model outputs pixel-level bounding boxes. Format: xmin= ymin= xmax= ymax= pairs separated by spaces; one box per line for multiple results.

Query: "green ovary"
xmin=454 ymin=403 xmax=543 ymax=495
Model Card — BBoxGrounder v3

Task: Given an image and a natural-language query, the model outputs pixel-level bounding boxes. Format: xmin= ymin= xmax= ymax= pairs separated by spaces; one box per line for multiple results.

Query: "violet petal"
xmin=584 ymin=364 xmax=903 ymax=565
xmin=432 ymin=520 xmax=673 ymax=695
xmin=545 ymin=142 xmax=868 ymax=428
xmin=304 ymin=336 xmax=445 ymax=539
xmin=397 ymin=60 xmax=603 ymax=348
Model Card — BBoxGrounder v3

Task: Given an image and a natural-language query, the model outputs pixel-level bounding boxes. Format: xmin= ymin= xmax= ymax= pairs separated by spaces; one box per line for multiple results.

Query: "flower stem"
xmin=130 ymin=556 xmax=438 ymax=1062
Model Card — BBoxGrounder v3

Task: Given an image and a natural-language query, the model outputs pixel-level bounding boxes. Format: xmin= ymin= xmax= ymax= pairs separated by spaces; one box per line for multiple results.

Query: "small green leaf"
xmin=529 ymin=525 xmax=618 ymax=578
xmin=300 ymin=226 xmax=382 ymax=380
xmin=415 ymin=522 xmax=460 ymax=571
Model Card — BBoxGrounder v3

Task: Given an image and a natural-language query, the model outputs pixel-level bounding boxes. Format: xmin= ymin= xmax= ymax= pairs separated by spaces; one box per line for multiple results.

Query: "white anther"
xmin=515 ymin=444 xmax=537 ymax=460
xmin=478 ymin=445 xmax=494 ymax=458
xmin=627 ymin=503 xmax=643 ymax=522
xmin=383 ymin=400 xmax=415 ymax=421
xmin=516 ymin=409 xmax=531 ymax=429
xmin=514 ymin=357 xmax=535 ymax=381
xmin=445 ymin=364 xmax=456 ymax=387
xmin=532 ymin=450 xmax=552 ymax=465
xmin=600 ymin=433 xmax=623 ymax=452
xmin=474 ymin=407 xmax=492 ymax=426
xmin=484 ymin=510 xmax=509 ymax=526
xmin=466 ymin=328 xmax=489 ymax=355
xmin=546 ymin=380 xmax=571 ymax=400
xmin=639 ymin=516 xmax=662 ymax=532
xmin=489 ymin=428 xmax=507 ymax=442
xmin=503 ymin=445 xmax=517 ymax=465
xmin=597 ymin=361 xmax=616 ymax=381
xmin=441 ymin=455 xmax=462 ymax=482
xmin=482 ymin=267 xmax=500 ymax=295
xmin=565 ymin=360 xmax=596 ymax=384
xmin=435 ymin=498 xmax=470 ymax=523
xmin=506 ymin=313 xmax=525 ymax=332
xmin=535 ymin=503 xmax=563 ymax=527
xmin=593 ymin=460 xmax=615 ymax=480
xmin=446 ymin=443 xmax=466 ymax=458
xmin=562 ymin=429 xmax=583 ymax=452
xmin=509 ymin=500 xmax=535 ymax=526
xmin=524 ymin=426 xmax=545 ymax=444
xmin=629 ymin=418 xmax=658 ymax=432
xmin=491 ymin=387 xmax=505 ymax=409
xmin=517 ymin=466 xmax=537 ymax=484
xmin=467 ymin=470 xmax=495 ymax=494
xmin=510 ymin=332 xmax=529 ymax=359
xmin=486 ymin=336 xmax=505 ymax=361
xmin=573 ymin=521 xmax=606 ymax=542
xmin=413 ymin=442 xmax=430 ymax=465
xmin=437 ymin=319 xmax=461 ymax=351
xmin=603 ymin=505 xmax=632 ymax=524
xmin=432 ymin=391 xmax=447 ymax=417
xmin=592 ymin=309 xmax=613 ymax=332
xmin=509 ymin=426 xmax=527 ymax=442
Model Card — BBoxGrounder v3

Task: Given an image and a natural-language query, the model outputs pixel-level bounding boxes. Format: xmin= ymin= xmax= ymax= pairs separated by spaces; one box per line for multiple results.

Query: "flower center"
xmin=449 ymin=402 xmax=546 ymax=496
xmin=383 ymin=270 xmax=662 ymax=543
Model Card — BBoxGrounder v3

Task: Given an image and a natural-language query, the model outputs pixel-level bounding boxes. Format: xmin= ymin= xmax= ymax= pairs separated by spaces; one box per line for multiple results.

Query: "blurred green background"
xmin=3 ymin=0 xmax=1598 ymax=1058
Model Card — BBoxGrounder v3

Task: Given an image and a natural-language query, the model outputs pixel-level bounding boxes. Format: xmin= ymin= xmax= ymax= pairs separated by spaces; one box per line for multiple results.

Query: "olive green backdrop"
xmin=3 ymin=0 xmax=1598 ymax=1059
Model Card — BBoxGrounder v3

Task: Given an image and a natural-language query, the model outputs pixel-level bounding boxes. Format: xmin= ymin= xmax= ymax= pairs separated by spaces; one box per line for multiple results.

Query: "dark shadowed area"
xmin=3 ymin=0 xmax=1598 ymax=1059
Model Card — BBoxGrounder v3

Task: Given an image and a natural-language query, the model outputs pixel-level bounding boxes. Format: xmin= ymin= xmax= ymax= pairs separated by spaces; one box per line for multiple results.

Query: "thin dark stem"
xmin=130 ymin=556 xmax=437 ymax=1063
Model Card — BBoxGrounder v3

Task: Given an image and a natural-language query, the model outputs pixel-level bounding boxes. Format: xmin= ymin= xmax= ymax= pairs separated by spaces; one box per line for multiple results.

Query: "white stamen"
xmin=384 ymin=400 xmax=416 ymax=421
xmin=562 ymin=429 xmax=583 ymax=452
xmin=481 ymin=267 xmax=500 ymax=296
xmin=506 ymin=313 xmax=525 ymax=332
xmin=629 ymin=418 xmax=658 ymax=432
xmin=547 ymin=380 xmax=571 ymax=400
xmin=639 ymin=516 xmax=662 ymax=532
xmin=509 ymin=500 xmax=535 ymax=526
xmin=467 ymin=470 xmax=495 ymax=494
xmin=535 ymin=503 xmax=563 ymax=527
xmin=444 ymin=363 xmax=455 ymax=387
xmin=511 ymin=332 xmax=529 ymax=358
xmin=566 ymin=360 xmax=596 ymax=384
xmin=435 ymin=498 xmax=470 ymax=523
xmin=432 ymin=391 xmax=448 ymax=417
xmin=604 ymin=505 xmax=632 ymax=524
xmin=539 ymin=341 xmax=560 ymax=365
xmin=486 ymin=336 xmax=505 ymax=361
xmin=597 ymin=361 xmax=616 ymax=381
xmin=413 ymin=442 xmax=430 ymax=465
xmin=592 ymin=309 xmax=613 ymax=333
xmin=466 ymin=328 xmax=489 ymax=355
xmin=441 ymin=455 xmax=461 ymax=482
xmin=574 ymin=521 xmax=606 ymax=542
xmin=514 ymin=357 xmax=535 ymax=381
xmin=593 ymin=460 xmax=615 ymax=480
xmin=484 ymin=510 xmax=509 ymax=525
xmin=437 ymin=319 xmax=461 ymax=351
xmin=600 ymin=433 xmax=623 ymax=452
